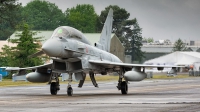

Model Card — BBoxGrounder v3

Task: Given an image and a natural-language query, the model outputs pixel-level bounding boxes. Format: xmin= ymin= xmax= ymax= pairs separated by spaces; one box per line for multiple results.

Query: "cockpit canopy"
xmin=51 ymin=26 xmax=82 ymax=39
xmin=52 ymin=27 xmax=70 ymax=38
xmin=51 ymin=26 xmax=91 ymax=45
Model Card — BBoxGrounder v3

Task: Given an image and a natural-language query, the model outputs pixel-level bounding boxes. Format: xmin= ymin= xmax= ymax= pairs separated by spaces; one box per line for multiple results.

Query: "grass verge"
xmin=151 ymin=73 xmax=190 ymax=79
xmin=0 ymin=79 xmax=44 ymax=87
xmin=0 ymin=73 xmax=191 ymax=87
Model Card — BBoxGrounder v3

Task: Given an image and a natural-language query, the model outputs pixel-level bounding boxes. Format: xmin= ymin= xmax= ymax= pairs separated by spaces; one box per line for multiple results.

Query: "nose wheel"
xmin=67 ymin=86 xmax=73 ymax=96
xmin=67 ymin=73 xmax=73 ymax=96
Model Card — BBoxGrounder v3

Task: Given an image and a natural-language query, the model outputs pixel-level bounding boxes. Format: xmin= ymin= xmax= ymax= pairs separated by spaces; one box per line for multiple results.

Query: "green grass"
xmin=0 ymin=75 xmax=119 ymax=87
xmin=0 ymin=74 xmax=191 ymax=87
xmin=0 ymin=79 xmax=44 ymax=87
xmin=151 ymin=73 xmax=190 ymax=79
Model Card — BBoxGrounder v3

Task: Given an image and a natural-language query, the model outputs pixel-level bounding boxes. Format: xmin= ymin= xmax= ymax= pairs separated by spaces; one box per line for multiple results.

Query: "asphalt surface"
xmin=1 ymin=77 xmax=200 ymax=112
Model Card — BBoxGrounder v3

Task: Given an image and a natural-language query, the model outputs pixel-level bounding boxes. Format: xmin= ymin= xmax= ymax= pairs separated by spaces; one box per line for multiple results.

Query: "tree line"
xmin=0 ymin=0 xmax=145 ymax=64
xmin=0 ymin=0 xmax=186 ymax=70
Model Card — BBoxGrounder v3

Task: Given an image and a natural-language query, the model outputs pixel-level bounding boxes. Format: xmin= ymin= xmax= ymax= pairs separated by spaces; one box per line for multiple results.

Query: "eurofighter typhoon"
xmin=6 ymin=9 xmax=181 ymax=96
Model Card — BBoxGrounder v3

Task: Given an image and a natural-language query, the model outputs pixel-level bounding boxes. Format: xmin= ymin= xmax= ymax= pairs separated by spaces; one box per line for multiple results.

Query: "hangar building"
xmin=144 ymin=51 xmax=200 ymax=71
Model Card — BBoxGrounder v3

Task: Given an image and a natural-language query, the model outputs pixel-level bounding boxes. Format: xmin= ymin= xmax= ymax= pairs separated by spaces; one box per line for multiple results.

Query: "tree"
xmin=21 ymin=0 xmax=66 ymax=30
xmin=0 ymin=22 xmax=15 ymax=40
xmin=122 ymin=19 xmax=145 ymax=62
xmin=0 ymin=45 xmax=12 ymax=66
xmin=65 ymin=4 xmax=98 ymax=33
xmin=147 ymin=37 xmax=154 ymax=43
xmin=172 ymin=38 xmax=187 ymax=52
xmin=98 ymin=5 xmax=130 ymax=36
xmin=0 ymin=0 xmax=22 ymax=40
xmin=142 ymin=37 xmax=154 ymax=43
xmin=99 ymin=5 xmax=144 ymax=63
xmin=0 ymin=23 xmax=43 ymax=68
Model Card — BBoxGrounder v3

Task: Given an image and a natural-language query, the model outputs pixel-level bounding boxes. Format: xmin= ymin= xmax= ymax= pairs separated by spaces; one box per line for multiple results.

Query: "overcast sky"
xmin=18 ymin=0 xmax=200 ymax=42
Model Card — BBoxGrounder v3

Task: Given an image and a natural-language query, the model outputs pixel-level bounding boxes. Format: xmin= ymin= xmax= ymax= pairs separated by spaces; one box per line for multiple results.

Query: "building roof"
xmin=144 ymin=51 xmax=200 ymax=66
xmin=189 ymin=47 xmax=200 ymax=51
xmin=142 ymin=47 xmax=172 ymax=53
xmin=142 ymin=45 xmax=200 ymax=53
xmin=196 ymin=48 xmax=200 ymax=52
xmin=0 ymin=41 xmax=16 ymax=52
xmin=9 ymin=31 xmax=53 ymax=44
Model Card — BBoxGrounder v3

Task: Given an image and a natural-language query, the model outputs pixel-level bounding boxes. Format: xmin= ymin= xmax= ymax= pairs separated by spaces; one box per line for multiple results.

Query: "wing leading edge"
xmin=88 ymin=60 xmax=182 ymax=68
xmin=6 ymin=63 xmax=52 ymax=71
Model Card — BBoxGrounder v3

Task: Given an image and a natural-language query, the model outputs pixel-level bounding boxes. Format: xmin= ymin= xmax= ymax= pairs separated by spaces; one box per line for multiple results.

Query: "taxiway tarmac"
xmin=1 ymin=77 xmax=200 ymax=112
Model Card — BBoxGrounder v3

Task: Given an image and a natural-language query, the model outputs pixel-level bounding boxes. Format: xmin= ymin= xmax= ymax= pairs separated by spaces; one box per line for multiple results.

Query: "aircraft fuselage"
xmin=42 ymin=36 xmax=122 ymax=74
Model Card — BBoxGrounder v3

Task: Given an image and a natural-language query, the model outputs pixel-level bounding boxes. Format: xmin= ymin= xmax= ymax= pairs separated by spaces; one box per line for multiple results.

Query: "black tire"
xmin=67 ymin=87 xmax=73 ymax=96
xmin=50 ymin=82 xmax=57 ymax=95
xmin=121 ymin=81 xmax=128 ymax=94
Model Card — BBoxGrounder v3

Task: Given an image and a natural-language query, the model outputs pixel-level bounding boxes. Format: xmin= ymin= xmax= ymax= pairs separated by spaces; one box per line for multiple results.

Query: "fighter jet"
xmin=6 ymin=9 xmax=181 ymax=96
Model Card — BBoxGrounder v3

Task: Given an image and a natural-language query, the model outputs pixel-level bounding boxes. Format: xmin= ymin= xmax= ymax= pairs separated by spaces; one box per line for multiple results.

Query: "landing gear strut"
xmin=67 ymin=73 xmax=73 ymax=96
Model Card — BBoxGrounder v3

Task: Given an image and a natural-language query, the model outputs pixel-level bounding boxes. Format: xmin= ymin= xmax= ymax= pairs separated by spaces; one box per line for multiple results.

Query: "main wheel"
xmin=121 ymin=81 xmax=128 ymax=94
xmin=50 ymin=82 xmax=57 ymax=95
xmin=67 ymin=87 xmax=73 ymax=96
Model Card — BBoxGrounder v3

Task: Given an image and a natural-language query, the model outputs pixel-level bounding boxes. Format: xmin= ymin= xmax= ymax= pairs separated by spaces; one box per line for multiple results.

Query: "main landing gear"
xmin=117 ymin=70 xmax=128 ymax=94
xmin=50 ymin=82 xmax=59 ymax=95
xmin=121 ymin=81 xmax=128 ymax=94
xmin=50 ymin=73 xmax=60 ymax=95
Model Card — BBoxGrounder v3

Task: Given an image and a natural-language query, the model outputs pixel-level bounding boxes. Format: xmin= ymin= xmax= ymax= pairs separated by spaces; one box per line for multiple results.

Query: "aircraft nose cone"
xmin=42 ymin=39 xmax=62 ymax=57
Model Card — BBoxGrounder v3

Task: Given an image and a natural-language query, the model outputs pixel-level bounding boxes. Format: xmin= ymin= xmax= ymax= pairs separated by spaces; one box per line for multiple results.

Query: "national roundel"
xmin=85 ymin=46 xmax=88 ymax=53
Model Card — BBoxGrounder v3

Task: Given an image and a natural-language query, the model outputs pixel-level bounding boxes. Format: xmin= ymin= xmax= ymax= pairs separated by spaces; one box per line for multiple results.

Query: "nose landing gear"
xmin=67 ymin=85 xmax=73 ymax=96
xmin=67 ymin=73 xmax=73 ymax=96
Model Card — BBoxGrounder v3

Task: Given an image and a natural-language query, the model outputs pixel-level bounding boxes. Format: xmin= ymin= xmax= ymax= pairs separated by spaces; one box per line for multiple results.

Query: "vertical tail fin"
xmin=97 ymin=8 xmax=113 ymax=52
